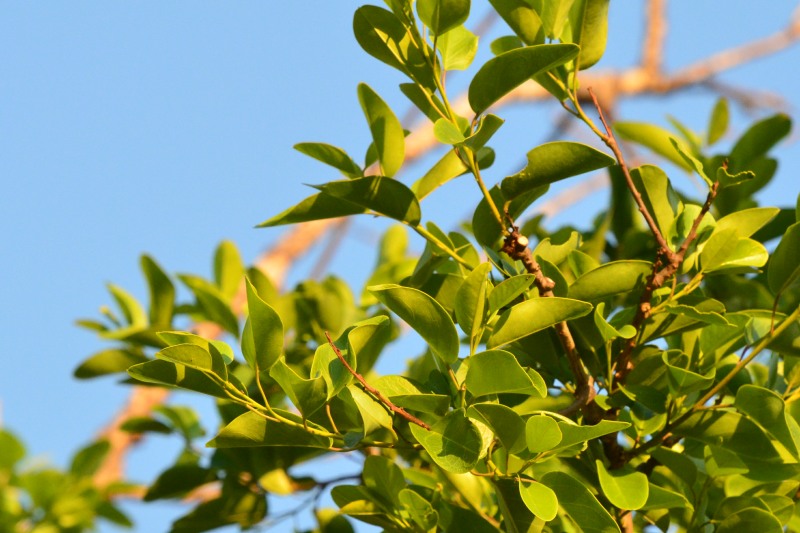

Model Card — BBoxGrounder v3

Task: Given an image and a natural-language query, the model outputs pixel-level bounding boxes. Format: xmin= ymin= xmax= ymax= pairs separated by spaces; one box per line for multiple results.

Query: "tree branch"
xmin=324 ymin=331 xmax=430 ymax=431
xmin=501 ymin=230 xmax=595 ymax=416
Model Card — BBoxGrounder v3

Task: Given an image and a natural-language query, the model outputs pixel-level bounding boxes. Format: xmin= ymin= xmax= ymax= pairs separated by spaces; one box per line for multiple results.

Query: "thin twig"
xmin=324 ymin=331 xmax=430 ymax=431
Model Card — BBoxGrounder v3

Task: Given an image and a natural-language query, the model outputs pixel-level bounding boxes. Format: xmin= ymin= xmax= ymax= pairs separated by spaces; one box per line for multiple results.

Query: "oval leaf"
xmin=596 ymin=460 xmax=649 ymax=510
xmin=410 ymin=411 xmax=482 ymax=473
xmin=369 ymin=284 xmax=459 ymax=363
xmin=569 ymin=260 xmax=652 ymax=302
xmin=519 ymin=481 xmax=558 ymax=522
xmin=468 ymin=44 xmax=579 ymax=115
xmin=541 ymin=471 xmax=620 ymax=532
xmin=242 ymin=279 xmax=283 ymax=373
xmin=501 ymin=141 xmax=615 ymax=200
xmin=416 ymin=0 xmax=470 ymax=35
xmin=487 ymin=297 xmax=593 ymax=348
xmin=466 ymin=349 xmax=546 ymax=397
xmin=256 ymin=191 xmax=365 ymax=227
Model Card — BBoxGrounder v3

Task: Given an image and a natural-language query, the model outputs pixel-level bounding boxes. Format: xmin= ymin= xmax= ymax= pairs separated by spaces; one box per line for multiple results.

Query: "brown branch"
xmin=501 ymin=230 xmax=595 ymax=416
xmin=641 ymin=0 xmax=668 ymax=78
xmin=324 ymin=331 xmax=430 ymax=430
xmin=589 ymin=88 xmax=672 ymax=254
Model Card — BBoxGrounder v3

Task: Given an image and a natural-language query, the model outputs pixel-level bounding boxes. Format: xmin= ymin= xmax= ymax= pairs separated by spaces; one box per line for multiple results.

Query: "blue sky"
xmin=2 ymin=2 xmax=799 ymax=531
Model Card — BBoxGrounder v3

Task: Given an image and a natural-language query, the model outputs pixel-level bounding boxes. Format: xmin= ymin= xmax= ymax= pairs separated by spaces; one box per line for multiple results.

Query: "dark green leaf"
xmin=270 ymin=358 xmax=327 ymax=418
xmin=672 ymin=410 xmax=785 ymax=462
xmin=316 ymin=176 xmax=421 ymax=225
xmin=468 ymin=44 xmax=579 ymax=115
xmin=0 ymin=429 xmax=26 ymax=471
xmin=729 ymin=113 xmax=791 ymax=172
xmin=455 ymin=262 xmax=491 ymax=348
xmin=74 ymin=348 xmax=147 ymax=379
xmin=156 ymin=343 xmax=227 ymax=380
xmin=70 ymin=440 xmax=110 ymax=478
xmin=768 ymin=222 xmax=800 ymax=295
xmin=256 ymin=191 xmax=365 ymax=227
xmin=128 ymin=360 xmax=228 ymax=399
xmin=467 ymin=403 xmax=527 ymax=454
xmin=717 ymin=508 xmax=783 ymax=533
xmin=488 ymin=274 xmax=536 ymax=315
xmin=501 ymin=141 xmax=615 ymax=200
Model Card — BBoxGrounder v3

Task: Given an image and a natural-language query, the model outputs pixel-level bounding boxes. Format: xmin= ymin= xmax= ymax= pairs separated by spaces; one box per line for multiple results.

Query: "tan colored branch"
xmin=642 ymin=0 xmax=668 ymax=78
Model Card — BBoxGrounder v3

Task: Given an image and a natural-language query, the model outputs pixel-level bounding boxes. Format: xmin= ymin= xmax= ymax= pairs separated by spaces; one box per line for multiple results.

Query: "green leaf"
xmin=568 ymin=260 xmax=651 ymax=303
xmin=316 ymin=176 xmax=421 ymax=225
xmin=107 ymin=283 xmax=147 ymax=328
xmin=704 ymin=444 xmax=749 ymax=477
xmin=128 ymin=360 xmax=227 ymax=399
xmin=594 ymin=302 xmax=636 ymax=341
xmin=716 ymin=207 xmax=780 ymax=238
xmin=410 ymin=410 xmax=482 ymax=474
xmin=596 ymin=460 xmax=648 ymax=510
xmin=488 ymin=274 xmax=536 ymax=315
xmin=437 ymin=25 xmax=478 ymax=70
xmin=465 ymin=349 xmax=546 ymax=397
xmin=501 ymin=141 xmax=615 ymax=200
xmin=519 ymin=481 xmax=558 ymax=522
xmin=490 ymin=35 xmax=524 ymax=55
xmin=467 ymin=403 xmax=527 ymax=454
xmin=488 ymin=0 xmax=544 ymax=45
xmin=768 ymin=222 xmax=800 ymax=295
xmin=630 ymin=165 xmax=682 ymax=237
xmin=144 ymin=464 xmax=215 ymax=501
xmin=473 ymin=184 xmax=548 ymax=248
xmin=213 ymin=240 xmax=244 ymax=301
xmin=433 ymin=118 xmax=466 ymax=145
xmin=568 ymin=0 xmax=610 ymax=69
xmin=357 ymin=83 xmax=405 ymax=177
xmin=539 ymin=0 xmax=575 ymax=39
xmin=662 ymin=304 xmax=731 ymax=327
xmin=369 ymin=284 xmax=459 ymax=364
xmin=74 ymin=348 xmax=148 ymax=379
xmin=541 ymin=471 xmax=620 ymax=532
xmin=532 ymin=231 xmax=580 ymax=266
xmin=178 ymin=274 xmax=240 ymax=337
xmin=729 ymin=113 xmax=791 ymax=172
xmin=488 ymin=297 xmax=592 ymax=348
xmin=0 ymin=429 xmax=26 ymax=471
xmin=373 ymin=375 xmax=450 ymax=415
xmin=672 ymin=410 xmax=784 ymax=462
xmin=412 ymin=149 xmax=467 ymax=200
xmin=525 ymin=415 xmax=563 ymax=453
xmin=344 ymin=384 xmax=393 ymax=436
xmin=735 ymin=385 xmax=800 ymax=460
xmin=717 ymin=165 xmax=756 ymax=189
xmin=207 ymin=410 xmax=333 ymax=448
xmin=639 ymin=483 xmax=692 ymax=511
xmin=269 ymin=358 xmax=327 ymax=418
xmin=352 ymin=6 xmax=434 ymax=88
xmin=294 ymin=142 xmax=362 ymax=178
xmin=156 ymin=343 xmax=227 ymax=379
xmin=670 ymin=138 xmax=712 ymax=186
xmin=242 ymin=279 xmax=283 ymax=374
xmin=554 ymin=420 xmax=629 ymax=450
xmin=717 ymin=508 xmax=783 ymax=533
xmin=70 ymin=440 xmax=110 ymax=478
xmin=614 ymin=123 xmax=693 ymax=171
xmin=417 ymin=0 xmax=470 ymax=35
xmin=707 ymin=97 xmax=729 ymax=145
xmin=700 ymin=229 xmax=768 ymax=273
xmin=399 ymin=489 xmax=438 ymax=531
xmin=455 ymin=262 xmax=491 ymax=348
xmin=256 ymin=191 xmax=364 ymax=227
xmin=662 ymin=350 xmax=715 ymax=395
xmin=141 ymin=254 xmax=175 ymax=327
xmin=400 ymin=83 xmax=447 ymax=122
xmin=468 ymin=44 xmax=579 ymax=115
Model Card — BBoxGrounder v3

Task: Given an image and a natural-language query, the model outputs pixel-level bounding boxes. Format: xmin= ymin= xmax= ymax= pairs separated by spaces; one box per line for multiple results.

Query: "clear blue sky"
xmin=2 ymin=2 xmax=799 ymax=531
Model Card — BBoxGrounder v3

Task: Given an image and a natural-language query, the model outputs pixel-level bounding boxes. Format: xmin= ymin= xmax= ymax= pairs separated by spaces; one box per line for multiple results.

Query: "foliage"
xmin=6 ymin=1 xmax=800 ymax=532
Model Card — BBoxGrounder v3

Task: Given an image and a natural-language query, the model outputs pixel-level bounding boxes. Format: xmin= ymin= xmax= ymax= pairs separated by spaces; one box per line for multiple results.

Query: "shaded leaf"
xmin=294 ymin=142 xmax=362 ymax=178
xmin=568 ymin=0 xmax=610 ymax=69
xmin=410 ymin=410 xmax=482 ymax=473
xmin=316 ymin=176 xmax=421 ymax=225
xmin=256 ymin=191 xmax=364 ymax=227
xmin=417 ymin=0 xmax=470 ymax=35
xmin=207 ymin=410 xmax=333 ymax=448
xmin=357 ymin=83 xmax=405 ymax=177
xmin=541 ymin=471 xmax=619 ymax=532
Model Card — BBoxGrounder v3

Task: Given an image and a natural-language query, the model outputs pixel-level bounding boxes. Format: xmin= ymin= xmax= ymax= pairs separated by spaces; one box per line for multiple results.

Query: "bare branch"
xmin=641 ymin=0 xmax=668 ymax=77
